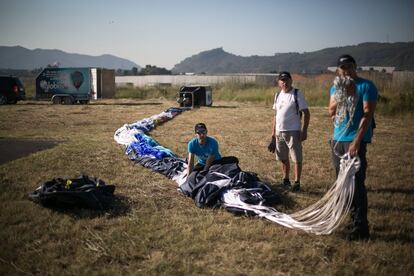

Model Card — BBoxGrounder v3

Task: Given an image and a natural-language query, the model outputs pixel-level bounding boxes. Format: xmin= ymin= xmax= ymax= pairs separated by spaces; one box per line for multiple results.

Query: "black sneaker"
xmin=292 ymin=181 xmax=301 ymax=192
xmin=281 ymin=179 xmax=291 ymax=189
xmin=346 ymin=226 xmax=370 ymax=241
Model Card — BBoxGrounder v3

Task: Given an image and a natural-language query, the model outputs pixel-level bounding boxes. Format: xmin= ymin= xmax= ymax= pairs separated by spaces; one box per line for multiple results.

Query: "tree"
xmin=139 ymin=65 xmax=172 ymax=75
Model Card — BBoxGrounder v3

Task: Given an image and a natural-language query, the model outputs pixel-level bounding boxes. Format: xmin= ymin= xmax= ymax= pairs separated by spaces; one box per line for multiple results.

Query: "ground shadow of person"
xmin=259 ymin=177 xmax=296 ymax=211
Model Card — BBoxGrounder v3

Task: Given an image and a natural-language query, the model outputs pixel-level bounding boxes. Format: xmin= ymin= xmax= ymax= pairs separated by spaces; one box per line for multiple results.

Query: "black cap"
xmin=278 ymin=71 xmax=292 ymax=81
xmin=194 ymin=123 xmax=207 ymax=134
xmin=337 ymin=54 xmax=356 ymax=67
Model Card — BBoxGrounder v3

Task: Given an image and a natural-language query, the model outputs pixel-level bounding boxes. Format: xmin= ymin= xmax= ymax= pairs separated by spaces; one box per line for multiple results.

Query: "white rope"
xmin=221 ymin=154 xmax=360 ymax=235
xmin=333 ymin=76 xmax=358 ymax=129
xmin=331 ymin=75 xmax=359 ymax=157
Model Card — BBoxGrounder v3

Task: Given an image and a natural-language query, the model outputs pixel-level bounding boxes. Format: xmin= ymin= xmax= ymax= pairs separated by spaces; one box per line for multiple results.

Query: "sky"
xmin=0 ymin=0 xmax=413 ymax=69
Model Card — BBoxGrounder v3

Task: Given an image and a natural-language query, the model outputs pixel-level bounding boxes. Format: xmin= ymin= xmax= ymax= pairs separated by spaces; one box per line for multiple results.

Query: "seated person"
xmin=187 ymin=123 xmax=221 ymax=176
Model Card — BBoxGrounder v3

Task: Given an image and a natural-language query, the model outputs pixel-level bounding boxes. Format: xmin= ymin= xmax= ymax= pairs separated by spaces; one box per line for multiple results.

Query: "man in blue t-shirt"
xmin=187 ymin=123 xmax=222 ymax=176
xmin=328 ymin=54 xmax=378 ymax=241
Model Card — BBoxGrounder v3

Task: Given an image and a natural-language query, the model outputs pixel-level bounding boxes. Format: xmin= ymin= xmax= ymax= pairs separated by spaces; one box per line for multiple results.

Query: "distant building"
xmin=327 ymin=66 xmax=395 ymax=74
xmin=115 ymin=73 xmax=277 ymax=87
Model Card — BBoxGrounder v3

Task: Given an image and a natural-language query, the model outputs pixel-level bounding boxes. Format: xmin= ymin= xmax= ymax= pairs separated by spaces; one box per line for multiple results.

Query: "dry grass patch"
xmin=0 ymin=100 xmax=413 ymax=275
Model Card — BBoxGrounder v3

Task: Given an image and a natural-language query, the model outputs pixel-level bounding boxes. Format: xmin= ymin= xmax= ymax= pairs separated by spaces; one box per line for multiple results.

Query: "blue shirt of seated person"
xmin=187 ymin=123 xmax=221 ymax=176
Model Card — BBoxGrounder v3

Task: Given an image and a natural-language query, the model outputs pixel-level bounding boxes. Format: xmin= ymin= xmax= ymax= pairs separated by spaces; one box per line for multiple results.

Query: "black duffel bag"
xmin=29 ymin=175 xmax=115 ymax=210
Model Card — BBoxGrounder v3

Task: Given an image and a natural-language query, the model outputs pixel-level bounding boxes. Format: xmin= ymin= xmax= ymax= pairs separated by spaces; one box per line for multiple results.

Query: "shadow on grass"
xmin=208 ymin=105 xmax=238 ymax=109
xmin=370 ymin=204 xmax=414 ymax=213
xmin=264 ymin=180 xmax=334 ymax=211
xmin=371 ymin=232 xmax=414 ymax=243
xmin=368 ymin=187 xmax=414 ymax=195
xmin=43 ymin=194 xmax=131 ymax=219
xmin=261 ymin=179 xmax=296 ymax=211
xmin=273 ymin=187 xmax=296 ymax=211
xmin=336 ymin=230 xmax=414 ymax=243
xmin=0 ymin=138 xmax=62 ymax=165
xmin=301 ymin=189 xmax=326 ymax=197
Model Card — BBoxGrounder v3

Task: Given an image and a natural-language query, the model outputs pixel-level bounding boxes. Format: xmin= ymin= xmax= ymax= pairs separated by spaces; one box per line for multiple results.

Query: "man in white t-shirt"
xmin=270 ymin=72 xmax=310 ymax=192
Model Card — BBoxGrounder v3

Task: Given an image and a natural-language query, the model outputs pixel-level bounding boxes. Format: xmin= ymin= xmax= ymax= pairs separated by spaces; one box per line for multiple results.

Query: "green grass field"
xmin=0 ymin=98 xmax=413 ymax=274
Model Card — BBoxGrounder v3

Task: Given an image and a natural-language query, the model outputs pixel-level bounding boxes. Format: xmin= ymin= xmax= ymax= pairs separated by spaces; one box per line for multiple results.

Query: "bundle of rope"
xmin=221 ymin=154 xmax=360 ymax=235
xmin=333 ymin=75 xmax=358 ymax=129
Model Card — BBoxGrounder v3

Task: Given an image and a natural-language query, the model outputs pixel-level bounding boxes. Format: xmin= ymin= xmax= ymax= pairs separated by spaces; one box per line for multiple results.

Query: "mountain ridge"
xmin=0 ymin=45 xmax=140 ymax=70
xmin=172 ymin=42 xmax=414 ymax=73
xmin=1 ymin=42 xmax=413 ymax=73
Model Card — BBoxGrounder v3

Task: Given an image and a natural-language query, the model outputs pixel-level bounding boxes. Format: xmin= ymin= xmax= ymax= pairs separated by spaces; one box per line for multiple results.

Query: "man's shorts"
xmin=275 ymin=131 xmax=303 ymax=162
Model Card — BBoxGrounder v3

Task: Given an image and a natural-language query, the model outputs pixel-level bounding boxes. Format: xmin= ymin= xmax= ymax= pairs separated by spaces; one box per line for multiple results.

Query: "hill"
xmin=172 ymin=42 xmax=414 ymax=73
xmin=0 ymin=46 xmax=140 ymax=70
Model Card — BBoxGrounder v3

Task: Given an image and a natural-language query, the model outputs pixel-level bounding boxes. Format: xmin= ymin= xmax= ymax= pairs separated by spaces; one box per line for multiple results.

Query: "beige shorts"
xmin=276 ymin=131 xmax=303 ymax=163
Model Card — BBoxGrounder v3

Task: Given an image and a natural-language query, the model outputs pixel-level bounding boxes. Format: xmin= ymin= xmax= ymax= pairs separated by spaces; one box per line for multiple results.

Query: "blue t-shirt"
xmin=188 ymin=136 xmax=221 ymax=166
xmin=330 ymin=77 xmax=378 ymax=143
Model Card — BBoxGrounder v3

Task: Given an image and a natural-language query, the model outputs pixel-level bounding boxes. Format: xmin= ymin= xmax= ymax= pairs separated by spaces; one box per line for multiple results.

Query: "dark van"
xmin=0 ymin=76 xmax=26 ymax=104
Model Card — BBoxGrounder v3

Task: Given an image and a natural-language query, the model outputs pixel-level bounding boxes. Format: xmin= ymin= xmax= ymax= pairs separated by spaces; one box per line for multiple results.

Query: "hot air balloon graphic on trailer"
xmin=71 ymin=71 xmax=84 ymax=90
xmin=35 ymin=67 xmax=96 ymax=103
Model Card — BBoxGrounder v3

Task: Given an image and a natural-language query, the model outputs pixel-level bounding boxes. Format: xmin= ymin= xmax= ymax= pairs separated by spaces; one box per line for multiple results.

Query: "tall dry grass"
xmin=113 ymin=72 xmax=414 ymax=115
xmin=115 ymin=84 xmax=178 ymax=100
xmin=359 ymin=71 xmax=414 ymax=114
xmin=22 ymin=72 xmax=414 ymax=116
xmin=0 ymin=100 xmax=413 ymax=274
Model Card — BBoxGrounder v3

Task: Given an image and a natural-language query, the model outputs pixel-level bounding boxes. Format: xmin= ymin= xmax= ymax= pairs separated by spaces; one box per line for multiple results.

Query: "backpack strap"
xmin=294 ymin=88 xmax=300 ymax=115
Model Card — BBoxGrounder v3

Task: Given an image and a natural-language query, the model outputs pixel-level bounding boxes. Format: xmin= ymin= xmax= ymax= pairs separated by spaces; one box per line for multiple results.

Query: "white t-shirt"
xmin=273 ymin=88 xmax=308 ymax=132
